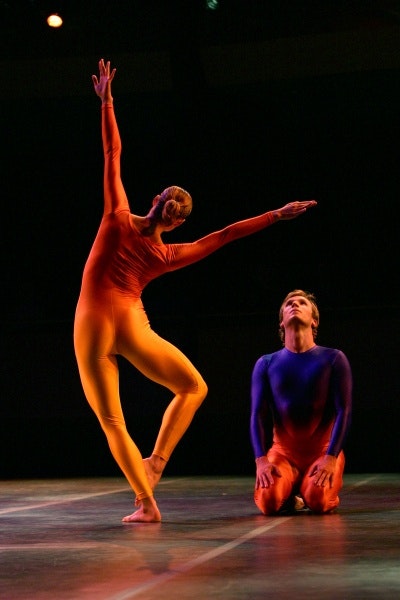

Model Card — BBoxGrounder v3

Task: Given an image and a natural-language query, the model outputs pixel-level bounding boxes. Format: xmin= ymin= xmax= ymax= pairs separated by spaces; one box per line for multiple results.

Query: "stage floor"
xmin=0 ymin=474 xmax=399 ymax=599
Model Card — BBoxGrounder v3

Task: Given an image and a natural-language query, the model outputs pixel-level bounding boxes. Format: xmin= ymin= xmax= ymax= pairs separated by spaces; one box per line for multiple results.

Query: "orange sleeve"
xmin=101 ymin=103 xmax=130 ymax=215
xmin=168 ymin=211 xmax=278 ymax=269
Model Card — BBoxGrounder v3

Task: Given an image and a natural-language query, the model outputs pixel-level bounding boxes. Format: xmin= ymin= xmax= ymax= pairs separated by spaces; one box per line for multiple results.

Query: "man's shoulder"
xmin=314 ymin=345 xmax=339 ymax=354
xmin=314 ymin=345 xmax=345 ymax=358
xmin=255 ymin=348 xmax=284 ymax=366
xmin=313 ymin=345 xmax=350 ymax=368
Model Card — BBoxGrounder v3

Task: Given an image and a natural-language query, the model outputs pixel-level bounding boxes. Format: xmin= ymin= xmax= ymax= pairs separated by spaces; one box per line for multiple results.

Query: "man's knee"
xmin=302 ymin=485 xmax=340 ymax=513
xmin=254 ymin=488 xmax=281 ymax=515
xmin=254 ymin=480 xmax=292 ymax=515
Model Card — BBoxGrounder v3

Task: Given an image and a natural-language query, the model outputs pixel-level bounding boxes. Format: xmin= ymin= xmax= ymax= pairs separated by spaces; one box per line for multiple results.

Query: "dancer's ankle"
xmin=151 ymin=454 xmax=167 ymax=474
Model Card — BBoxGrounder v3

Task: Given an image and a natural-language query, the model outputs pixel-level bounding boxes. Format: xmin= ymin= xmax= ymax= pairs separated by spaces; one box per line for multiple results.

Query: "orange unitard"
xmin=74 ymin=103 xmax=278 ymax=501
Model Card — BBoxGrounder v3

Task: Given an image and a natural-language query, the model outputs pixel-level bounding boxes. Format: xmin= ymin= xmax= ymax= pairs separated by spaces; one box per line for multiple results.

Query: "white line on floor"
xmin=0 ymin=479 xmax=178 ymax=516
xmin=106 ymin=517 xmax=292 ymax=600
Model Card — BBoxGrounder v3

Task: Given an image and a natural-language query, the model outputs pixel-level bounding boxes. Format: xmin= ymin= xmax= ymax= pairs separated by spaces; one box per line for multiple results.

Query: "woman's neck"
xmin=131 ymin=215 xmax=163 ymax=243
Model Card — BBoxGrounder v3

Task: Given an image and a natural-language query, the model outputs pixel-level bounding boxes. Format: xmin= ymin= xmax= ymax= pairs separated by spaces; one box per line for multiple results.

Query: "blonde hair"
xmin=278 ymin=289 xmax=319 ymax=343
xmin=142 ymin=186 xmax=192 ymax=235
xmin=159 ymin=186 xmax=192 ymax=225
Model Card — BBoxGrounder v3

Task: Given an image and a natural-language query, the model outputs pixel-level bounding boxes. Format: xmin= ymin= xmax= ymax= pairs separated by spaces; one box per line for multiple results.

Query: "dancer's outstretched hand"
xmin=92 ymin=58 xmax=116 ymax=103
xmin=274 ymin=200 xmax=317 ymax=221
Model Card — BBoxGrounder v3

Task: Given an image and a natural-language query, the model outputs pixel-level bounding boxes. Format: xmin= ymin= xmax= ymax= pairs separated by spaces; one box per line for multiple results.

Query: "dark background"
xmin=1 ymin=1 xmax=399 ymax=478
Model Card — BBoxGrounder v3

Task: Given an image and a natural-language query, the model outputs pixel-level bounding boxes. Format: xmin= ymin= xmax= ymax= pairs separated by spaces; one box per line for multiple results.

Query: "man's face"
xmin=281 ymin=295 xmax=316 ymax=330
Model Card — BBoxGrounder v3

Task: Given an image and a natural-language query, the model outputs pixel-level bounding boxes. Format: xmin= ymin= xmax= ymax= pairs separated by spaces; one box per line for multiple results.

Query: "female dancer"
xmin=73 ymin=59 xmax=317 ymax=523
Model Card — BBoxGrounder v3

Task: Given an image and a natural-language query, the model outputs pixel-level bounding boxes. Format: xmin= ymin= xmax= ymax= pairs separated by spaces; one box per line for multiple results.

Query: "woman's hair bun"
xmin=162 ymin=198 xmax=180 ymax=225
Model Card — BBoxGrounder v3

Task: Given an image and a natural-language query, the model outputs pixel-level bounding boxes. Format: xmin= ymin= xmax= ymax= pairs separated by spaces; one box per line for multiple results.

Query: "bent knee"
xmin=184 ymin=376 xmax=208 ymax=410
xmin=197 ymin=377 xmax=208 ymax=400
xmin=254 ymin=489 xmax=283 ymax=515
xmin=183 ymin=372 xmax=207 ymax=398
xmin=254 ymin=479 xmax=292 ymax=515
xmin=302 ymin=486 xmax=340 ymax=513
xmin=186 ymin=376 xmax=208 ymax=409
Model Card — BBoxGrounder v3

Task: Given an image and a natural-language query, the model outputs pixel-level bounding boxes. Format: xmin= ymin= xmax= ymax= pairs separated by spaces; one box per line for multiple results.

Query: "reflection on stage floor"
xmin=0 ymin=474 xmax=399 ymax=599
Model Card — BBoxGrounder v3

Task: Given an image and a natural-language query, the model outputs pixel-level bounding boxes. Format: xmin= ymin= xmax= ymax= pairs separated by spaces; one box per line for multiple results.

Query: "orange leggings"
xmin=254 ymin=449 xmax=345 ymax=515
xmin=74 ymin=292 xmax=208 ymax=501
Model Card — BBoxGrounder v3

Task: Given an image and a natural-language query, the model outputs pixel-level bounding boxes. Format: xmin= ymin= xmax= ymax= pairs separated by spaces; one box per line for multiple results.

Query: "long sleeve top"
xmin=250 ymin=346 xmax=352 ymax=460
xmin=80 ymin=104 xmax=279 ymax=300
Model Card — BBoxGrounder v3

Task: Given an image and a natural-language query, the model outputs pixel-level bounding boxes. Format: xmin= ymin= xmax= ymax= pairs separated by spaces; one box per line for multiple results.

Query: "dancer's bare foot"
xmin=122 ymin=497 xmax=161 ymax=523
xmin=143 ymin=455 xmax=166 ymax=491
xmin=294 ymin=495 xmax=306 ymax=511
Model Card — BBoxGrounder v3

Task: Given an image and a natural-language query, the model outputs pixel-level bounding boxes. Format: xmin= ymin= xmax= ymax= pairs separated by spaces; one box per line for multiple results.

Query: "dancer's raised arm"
xmin=92 ymin=59 xmax=129 ymax=215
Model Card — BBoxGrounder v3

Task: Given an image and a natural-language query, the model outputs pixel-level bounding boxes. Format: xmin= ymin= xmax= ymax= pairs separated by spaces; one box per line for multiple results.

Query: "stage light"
xmin=206 ymin=0 xmax=219 ymax=10
xmin=47 ymin=13 xmax=63 ymax=28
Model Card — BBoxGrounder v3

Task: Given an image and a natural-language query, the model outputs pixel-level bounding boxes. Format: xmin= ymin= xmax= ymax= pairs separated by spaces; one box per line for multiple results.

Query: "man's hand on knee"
xmin=309 ymin=455 xmax=337 ymax=487
xmin=255 ymin=456 xmax=282 ymax=488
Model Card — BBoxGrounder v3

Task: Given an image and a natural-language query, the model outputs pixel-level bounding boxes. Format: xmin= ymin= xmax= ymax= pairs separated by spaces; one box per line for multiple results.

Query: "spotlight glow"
xmin=47 ymin=13 xmax=63 ymax=28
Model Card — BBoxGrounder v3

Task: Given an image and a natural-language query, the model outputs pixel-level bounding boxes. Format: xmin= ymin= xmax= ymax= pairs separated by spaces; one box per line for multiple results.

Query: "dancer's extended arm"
xmin=92 ymin=58 xmax=129 ymax=215
xmin=169 ymin=200 xmax=317 ymax=269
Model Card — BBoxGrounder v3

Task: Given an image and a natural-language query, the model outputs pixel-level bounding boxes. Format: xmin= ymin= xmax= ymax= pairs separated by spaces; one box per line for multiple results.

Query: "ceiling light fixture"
xmin=47 ymin=12 xmax=63 ymax=28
